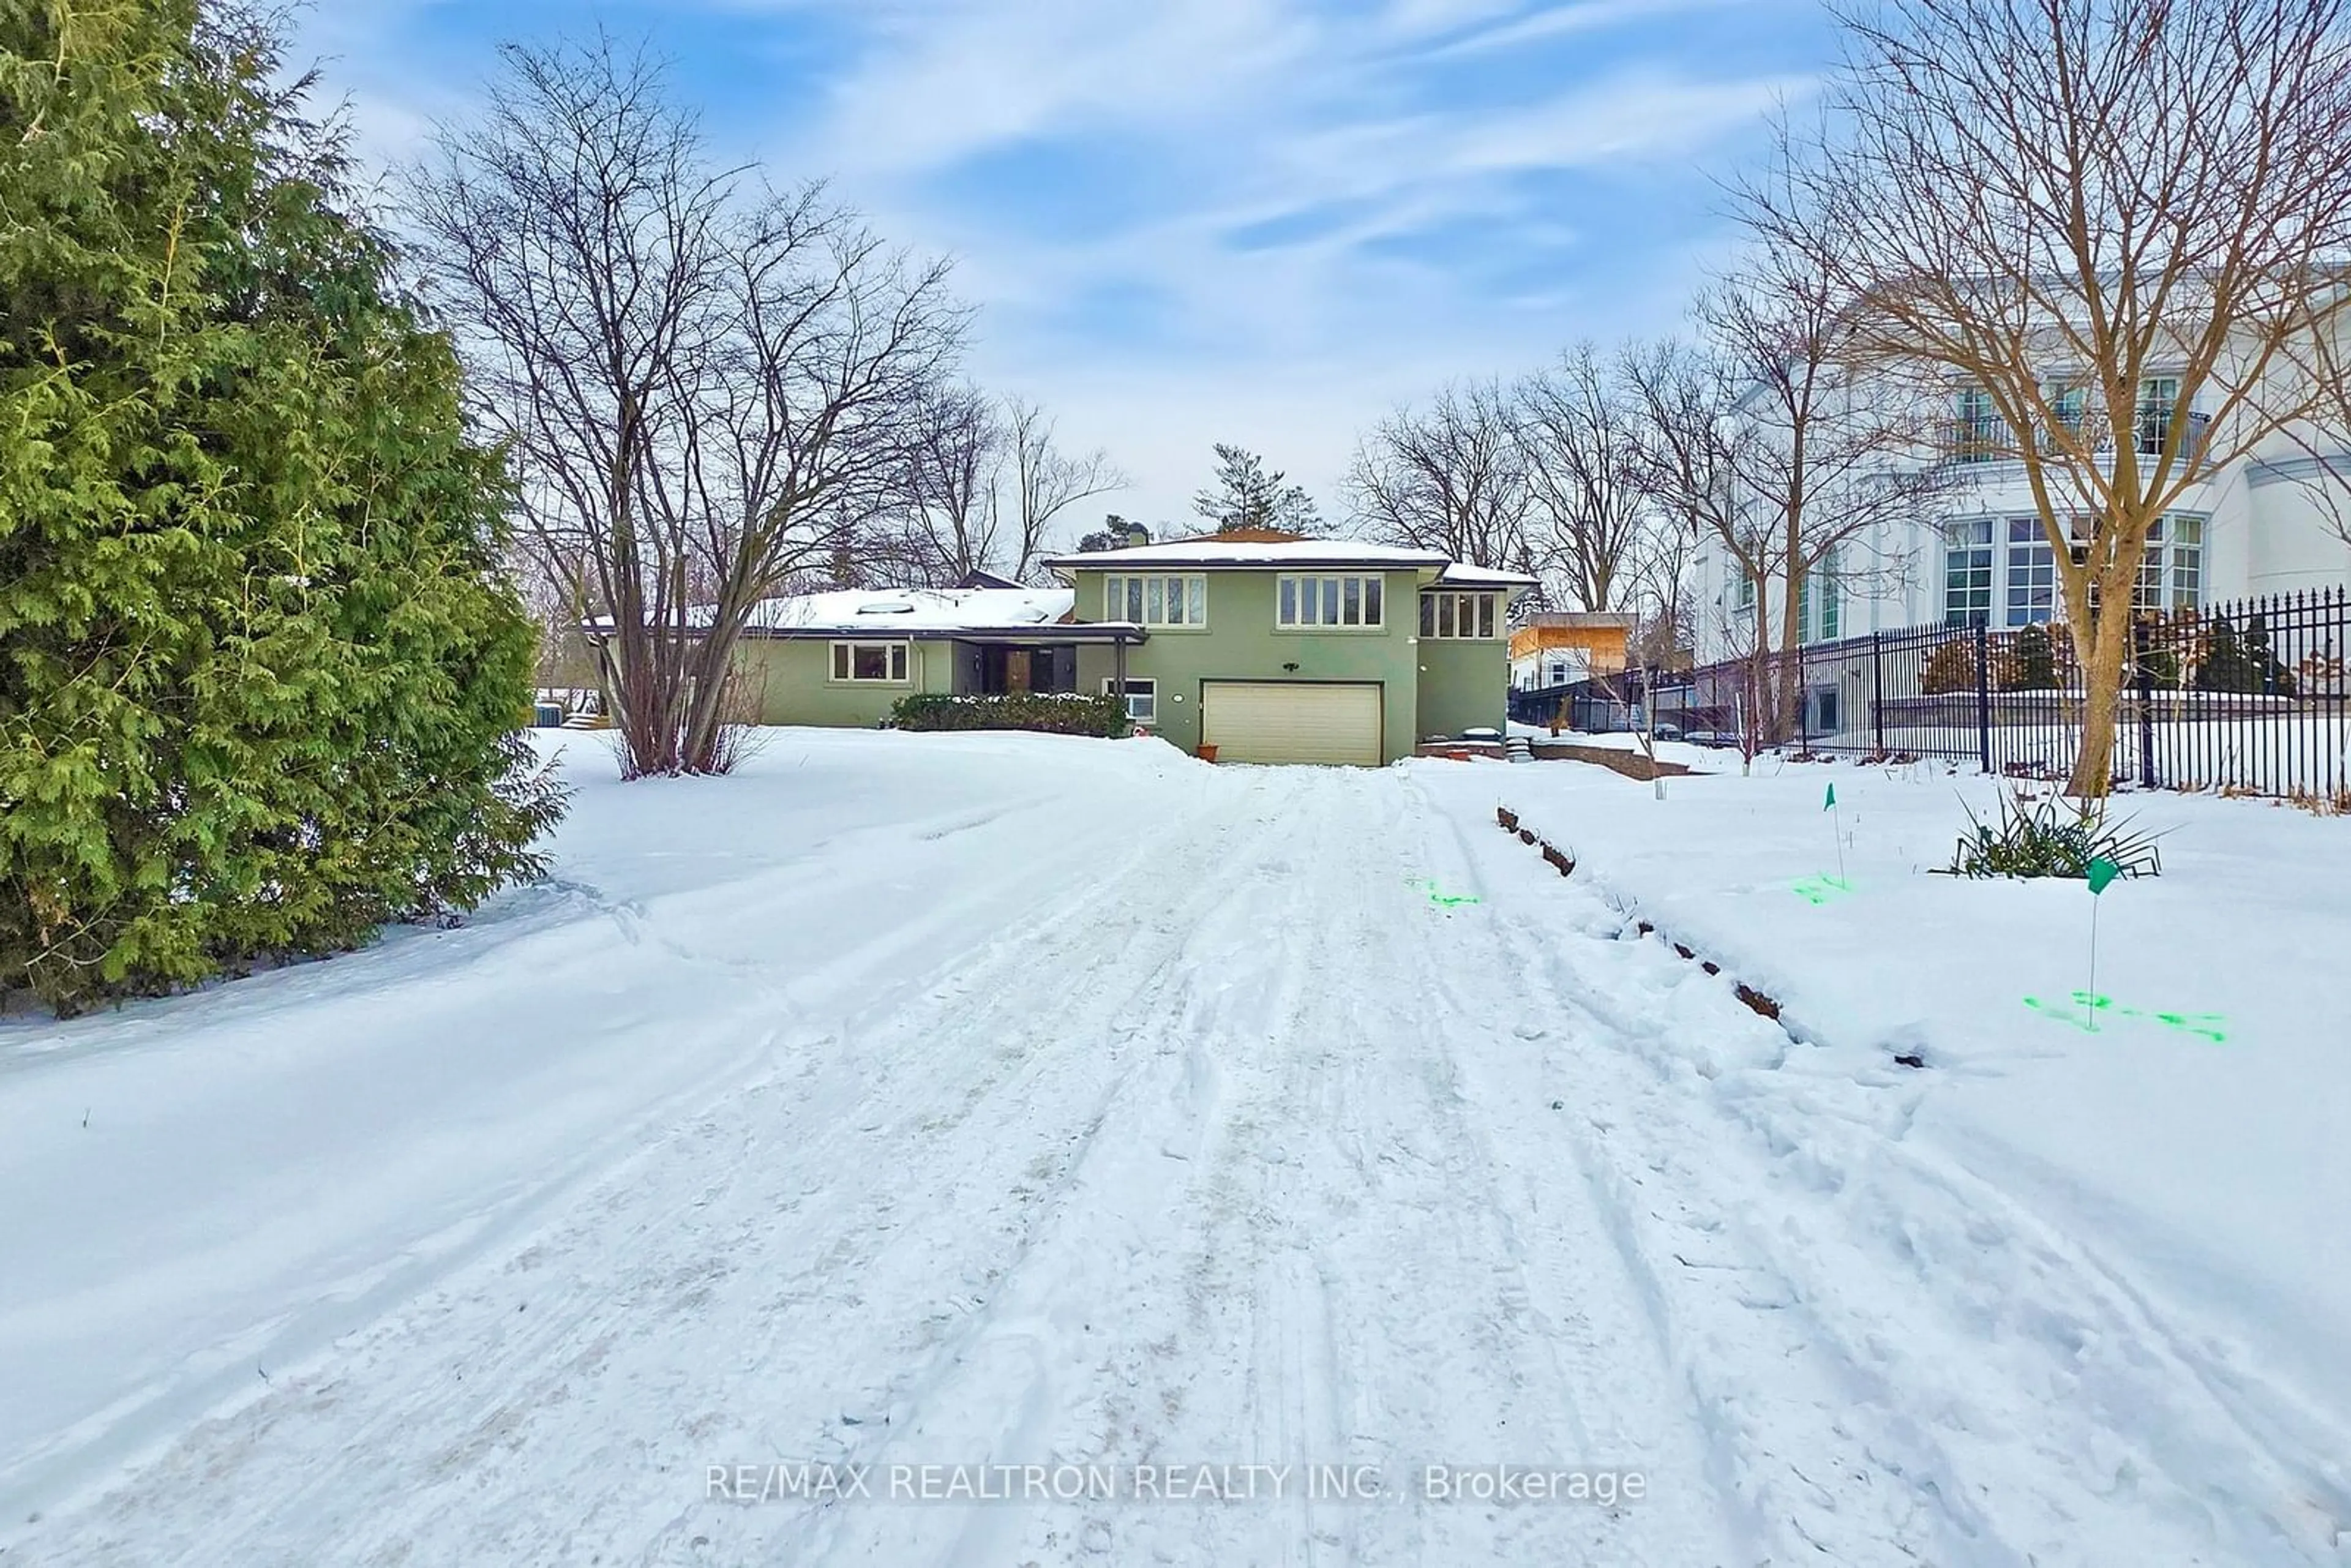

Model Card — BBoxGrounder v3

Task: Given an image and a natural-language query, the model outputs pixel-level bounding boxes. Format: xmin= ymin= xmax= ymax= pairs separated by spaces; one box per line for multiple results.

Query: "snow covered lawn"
xmin=3 ymin=730 xmax=2346 ymax=1564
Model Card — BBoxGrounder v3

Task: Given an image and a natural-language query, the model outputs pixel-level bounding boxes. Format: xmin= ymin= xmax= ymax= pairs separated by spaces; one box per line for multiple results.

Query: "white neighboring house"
xmin=1690 ymin=367 xmax=2351 ymax=664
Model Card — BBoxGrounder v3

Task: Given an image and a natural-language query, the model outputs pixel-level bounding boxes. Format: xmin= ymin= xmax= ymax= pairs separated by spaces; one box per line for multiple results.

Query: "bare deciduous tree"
xmin=866 ymin=383 xmax=1004 ymax=584
xmin=865 ymin=391 xmax=1123 ymax=585
xmin=1002 ymin=398 xmax=1125 ymax=582
xmin=411 ymin=35 xmax=966 ymax=777
xmin=1745 ymin=0 xmax=2351 ymax=793
xmin=1622 ymin=500 xmax=1704 ymax=669
xmin=1623 ymin=237 xmax=1958 ymax=745
xmin=1516 ymin=345 xmax=1650 ymax=611
xmin=1344 ymin=380 xmax=1536 ymax=572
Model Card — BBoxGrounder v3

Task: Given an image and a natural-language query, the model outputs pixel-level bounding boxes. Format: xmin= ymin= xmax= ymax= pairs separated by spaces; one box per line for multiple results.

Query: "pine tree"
xmin=0 ymin=0 xmax=564 ymax=1013
xmin=1997 ymin=621 xmax=2058 ymax=690
xmin=1191 ymin=445 xmax=1325 ymax=535
xmin=2243 ymin=612 xmax=2297 ymax=696
xmin=2197 ymin=615 xmax=2252 ymax=692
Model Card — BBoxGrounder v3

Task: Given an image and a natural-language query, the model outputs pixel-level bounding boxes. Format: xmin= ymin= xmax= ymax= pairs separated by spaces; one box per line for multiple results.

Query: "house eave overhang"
xmin=735 ymin=622 xmax=1149 ymax=645
xmin=582 ymin=622 xmax=1149 ymax=645
xmin=1040 ymin=550 xmax=1453 ymax=577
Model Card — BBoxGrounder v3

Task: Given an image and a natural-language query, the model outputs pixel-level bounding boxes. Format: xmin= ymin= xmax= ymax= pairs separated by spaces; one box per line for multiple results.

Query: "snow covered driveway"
xmin=4 ymin=733 xmax=2342 ymax=1565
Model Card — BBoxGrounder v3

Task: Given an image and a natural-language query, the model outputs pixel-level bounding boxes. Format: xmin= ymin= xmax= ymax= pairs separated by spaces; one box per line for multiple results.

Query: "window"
xmin=2005 ymin=519 xmax=2057 ymax=626
xmin=2133 ymin=516 xmax=2168 ymax=613
xmin=1954 ymin=512 xmax=2205 ymax=628
xmin=1104 ymin=574 xmax=1205 ymax=627
xmin=1798 ymin=547 xmax=1841 ymax=644
xmin=1944 ymin=520 xmax=1994 ymax=626
xmin=831 ymin=641 xmax=909 ymax=682
xmin=2169 ymin=516 xmax=2203 ymax=609
xmin=1278 ymin=574 xmax=1384 ymax=628
xmin=2135 ymin=376 xmax=2181 ymax=457
xmin=2044 ymin=384 xmax=2088 ymax=450
xmin=1419 ymin=590 xmax=1497 ymax=639
xmin=1734 ymin=572 xmax=1757 ymax=613
xmin=1103 ymin=677 xmax=1157 ymax=723
xmin=2126 ymin=515 xmax=2206 ymax=613
xmin=1953 ymin=386 xmax=2004 ymax=462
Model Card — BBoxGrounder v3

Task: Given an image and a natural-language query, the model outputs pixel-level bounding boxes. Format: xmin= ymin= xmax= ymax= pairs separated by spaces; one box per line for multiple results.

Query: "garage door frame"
xmin=1199 ymin=679 xmax=1385 ymax=766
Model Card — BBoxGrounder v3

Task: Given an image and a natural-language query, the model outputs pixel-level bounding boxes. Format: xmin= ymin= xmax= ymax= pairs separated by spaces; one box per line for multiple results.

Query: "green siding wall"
xmin=1414 ymin=637 xmax=1509 ymax=738
xmin=731 ymin=637 xmax=954 ymax=729
xmin=1069 ymin=568 xmax=1431 ymax=763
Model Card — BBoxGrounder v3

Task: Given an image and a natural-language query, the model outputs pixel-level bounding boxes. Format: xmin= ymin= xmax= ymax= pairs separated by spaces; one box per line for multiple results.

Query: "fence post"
xmin=1870 ymin=631 xmax=1886 ymax=754
xmin=2134 ymin=615 xmax=2157 ymax=789
xmin=1973 ymin=623 xmax=1993 ymax=773
xmin=1797 ymin=642 xmax=1810 ymax=750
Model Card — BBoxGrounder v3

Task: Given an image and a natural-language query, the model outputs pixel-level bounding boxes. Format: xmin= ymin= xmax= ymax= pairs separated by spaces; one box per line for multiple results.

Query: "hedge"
xmin=891 ymin=692 xmax=1132 ymax=738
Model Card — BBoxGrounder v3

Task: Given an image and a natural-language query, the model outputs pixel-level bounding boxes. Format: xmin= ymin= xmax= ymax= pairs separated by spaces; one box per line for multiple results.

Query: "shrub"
xmin=1995 ymin=623 xmax=2060 ymax=690
xmin=891 ymin=691 xmax=1131 ymax=738
xmin=1921 ymin=637 xmax=1980 ymax=694
xmin=1948 ymin=790 xmax=2163 ymax=880
xmin=2199 ymin=612 xmax=2297 ymax=696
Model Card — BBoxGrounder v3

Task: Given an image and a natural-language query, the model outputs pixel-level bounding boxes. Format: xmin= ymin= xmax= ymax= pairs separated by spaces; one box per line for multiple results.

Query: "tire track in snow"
xmin=941 ymin=768 xmax=1744 ymax=1568
xmin=13 ymin=770 xmax=1290 ymax=1566
xmin=1423 ymin=778 xmax=2350 ymax=1565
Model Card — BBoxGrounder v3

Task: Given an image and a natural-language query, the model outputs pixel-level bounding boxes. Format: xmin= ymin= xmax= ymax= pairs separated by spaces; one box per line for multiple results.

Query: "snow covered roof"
xmin=1434 ymin=563 xmax=1540 ymax=588
xmin=744 ymin=586 xmax=1076 ymax=636
xmin=1043 ymin=539 xmax=1455 ymax=572
xmin=1041 ymin=537 xmax=1537 ymax=590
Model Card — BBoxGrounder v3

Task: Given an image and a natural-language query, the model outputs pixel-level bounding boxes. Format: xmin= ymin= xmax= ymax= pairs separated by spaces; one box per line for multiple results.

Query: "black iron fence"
xmin=1509 ymin=587 xmax=2350 ymax=800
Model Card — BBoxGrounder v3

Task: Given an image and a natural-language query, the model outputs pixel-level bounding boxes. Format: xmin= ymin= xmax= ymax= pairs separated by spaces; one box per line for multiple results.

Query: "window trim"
xmin=1276 ymin=573 xmax=1387 ymax=631
xmin=1102 ymin=676 xmax=1157 ymax=724
xmin=1103 ymin=574 xmax=1207 ymax=629
xmin=830 ymin=640 xmax=911 ymax=684
xmin=1417 ymin=590 xmax=1499 ymax=640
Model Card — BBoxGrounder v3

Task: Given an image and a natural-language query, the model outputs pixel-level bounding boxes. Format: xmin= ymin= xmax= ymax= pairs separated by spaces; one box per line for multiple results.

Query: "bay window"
xmin=1941 ymin=514 xmax=2205 ymax=629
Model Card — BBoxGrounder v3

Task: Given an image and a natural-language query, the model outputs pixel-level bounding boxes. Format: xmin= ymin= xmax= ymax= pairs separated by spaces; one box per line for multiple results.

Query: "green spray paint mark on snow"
xmin=1791 ymin=875 xmax=1854 ymax=906
xmin=1408 ymin=876 xmax=1480 ymax=909
xmin=2023 ymin=992 xmax=2228 ymax=1043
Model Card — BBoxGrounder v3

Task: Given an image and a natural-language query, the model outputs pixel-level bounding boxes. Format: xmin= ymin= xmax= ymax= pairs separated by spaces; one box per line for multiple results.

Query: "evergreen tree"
xmin=2197 ymin=615 xmax=2252 ymax=692
xmin=1191 ymin=445 xmax=1325 ymax=535
xmin=2242 ymin=612 xmax=2297 ymax=696
xmin=1997 ymin=621 xmax=2059 ymax=690
xmin=1076 ymin=514 xmax=1150 ymax=552
xmin=0 ymin=0 xmax=564 ymax=1013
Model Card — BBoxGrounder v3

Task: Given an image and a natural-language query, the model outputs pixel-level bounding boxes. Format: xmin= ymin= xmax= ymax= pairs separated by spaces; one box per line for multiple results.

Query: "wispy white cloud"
xmin=296 ymin=0 xmax=1820 ymax=530
xmin=1421 ymin=0 xmax=1749 ymax=58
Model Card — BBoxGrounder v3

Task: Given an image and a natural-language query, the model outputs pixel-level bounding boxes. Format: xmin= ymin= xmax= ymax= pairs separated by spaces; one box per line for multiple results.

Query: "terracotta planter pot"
xmin=1196 ymin=743 xmax=1219 ymax=762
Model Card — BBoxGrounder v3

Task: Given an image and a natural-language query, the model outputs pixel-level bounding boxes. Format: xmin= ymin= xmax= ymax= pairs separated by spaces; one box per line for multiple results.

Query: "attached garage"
xmin=1201 ymin=681 xmax=1383 ymax=765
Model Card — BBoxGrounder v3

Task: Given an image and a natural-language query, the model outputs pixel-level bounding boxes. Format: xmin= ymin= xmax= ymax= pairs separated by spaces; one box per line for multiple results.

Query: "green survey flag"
xmin=1823 ymin=782 xmax=1836 ymax=811
xmin=2087 ymin=857 xmax=2120 ymax=895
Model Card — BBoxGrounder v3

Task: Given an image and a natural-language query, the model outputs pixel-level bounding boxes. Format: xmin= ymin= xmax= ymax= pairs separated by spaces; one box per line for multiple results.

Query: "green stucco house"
xmin=717 ymin=534 xmax=1534 ymax=765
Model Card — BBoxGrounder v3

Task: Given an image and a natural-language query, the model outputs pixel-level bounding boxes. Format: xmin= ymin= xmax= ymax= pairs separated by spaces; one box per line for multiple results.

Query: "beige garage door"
xmin=1201 ymin=681 xmax=1383 ymax=765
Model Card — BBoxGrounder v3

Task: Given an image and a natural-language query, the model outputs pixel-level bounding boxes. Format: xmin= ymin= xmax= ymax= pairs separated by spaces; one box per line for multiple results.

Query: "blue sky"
xmin=294 ymin=0 xmax=1831 ymax=536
